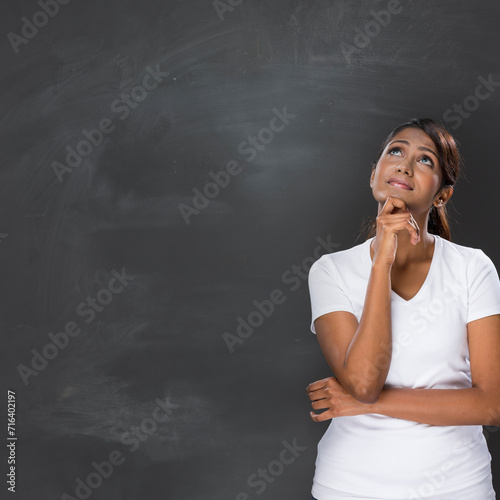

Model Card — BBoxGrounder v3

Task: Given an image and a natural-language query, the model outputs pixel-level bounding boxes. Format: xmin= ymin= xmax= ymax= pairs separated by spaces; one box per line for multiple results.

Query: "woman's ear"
xmin=434 ymin=185 xmax=454 ymax=208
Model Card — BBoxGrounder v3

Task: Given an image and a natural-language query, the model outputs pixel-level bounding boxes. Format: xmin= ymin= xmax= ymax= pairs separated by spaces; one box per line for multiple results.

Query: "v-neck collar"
xmin=364 ymin=234 xmax=441 ymax=305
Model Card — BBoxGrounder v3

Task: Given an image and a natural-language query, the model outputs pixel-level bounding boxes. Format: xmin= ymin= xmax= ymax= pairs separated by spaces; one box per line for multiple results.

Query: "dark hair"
xmin=359 ymin=118 xmax=464 ymax=242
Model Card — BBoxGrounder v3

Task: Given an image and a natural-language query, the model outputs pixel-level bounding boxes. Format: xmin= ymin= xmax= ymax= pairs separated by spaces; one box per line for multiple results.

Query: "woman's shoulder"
xmin=438 ymin=234 xmax=488 ymax=262
xmin=437 ymin=235 xmax=499 ymax=276
xmin=311 ymin=238 xmax=370 ymax=273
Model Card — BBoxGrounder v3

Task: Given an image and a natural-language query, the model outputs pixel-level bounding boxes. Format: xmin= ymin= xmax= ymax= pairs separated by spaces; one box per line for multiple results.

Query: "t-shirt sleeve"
xmin=308 ymin=257 xmax=355 ymax=334
xmin=467 ymin=249 xmax=500 ymax=324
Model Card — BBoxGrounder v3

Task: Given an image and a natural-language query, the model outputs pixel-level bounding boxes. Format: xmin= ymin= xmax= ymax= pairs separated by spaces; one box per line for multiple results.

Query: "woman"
xmin=306 ymin=118 xmax=500 ymax=500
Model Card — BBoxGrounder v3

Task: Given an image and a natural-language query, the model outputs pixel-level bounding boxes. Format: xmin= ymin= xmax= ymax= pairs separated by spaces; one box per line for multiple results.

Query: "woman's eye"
xmin=388 ymin=147 xmax=402 ymax=156
xmin=420 ymin=156 xmax=434 ymax=167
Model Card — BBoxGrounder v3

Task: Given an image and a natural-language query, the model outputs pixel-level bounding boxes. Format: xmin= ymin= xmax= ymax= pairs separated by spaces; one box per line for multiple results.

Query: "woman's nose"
xmin=397 ymin=161 xmax=412 ymax=174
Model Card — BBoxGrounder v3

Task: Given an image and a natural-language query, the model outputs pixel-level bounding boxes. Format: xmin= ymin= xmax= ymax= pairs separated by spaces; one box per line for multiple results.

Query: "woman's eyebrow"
xmin=388 ymin=139 xmax=438 ymax=159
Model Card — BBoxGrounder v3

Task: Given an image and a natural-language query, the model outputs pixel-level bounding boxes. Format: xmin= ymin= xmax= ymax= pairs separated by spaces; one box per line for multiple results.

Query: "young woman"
xmin=306 ymin=118 xmax=500 ymax=500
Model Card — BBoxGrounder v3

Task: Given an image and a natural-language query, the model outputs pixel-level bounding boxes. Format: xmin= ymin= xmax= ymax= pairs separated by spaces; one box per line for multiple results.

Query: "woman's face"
xmin=370 ymin=127 xmax=445 ymax=214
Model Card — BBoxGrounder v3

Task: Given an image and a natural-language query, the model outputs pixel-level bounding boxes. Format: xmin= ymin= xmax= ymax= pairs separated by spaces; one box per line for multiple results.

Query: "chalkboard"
xmin=2 ymin=0 xmax=500 ymax=498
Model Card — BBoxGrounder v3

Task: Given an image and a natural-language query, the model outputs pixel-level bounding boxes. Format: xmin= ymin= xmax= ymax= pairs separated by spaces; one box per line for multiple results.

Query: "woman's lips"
xmin=388 ymin=181 xmax=412 ymax=190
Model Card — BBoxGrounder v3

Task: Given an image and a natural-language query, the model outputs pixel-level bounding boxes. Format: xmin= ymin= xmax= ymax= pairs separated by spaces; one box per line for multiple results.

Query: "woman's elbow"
xmin=348 ymin=381 xmax=382 ymax=404
xmin=355 ymin=389 xmax=380 ymax=405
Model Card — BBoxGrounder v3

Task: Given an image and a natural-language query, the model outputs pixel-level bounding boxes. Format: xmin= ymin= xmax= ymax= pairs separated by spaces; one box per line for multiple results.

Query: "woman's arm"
xmin=314 ymin=262 xmax=392 ymax=404
xmin=308 ymin=315 xmax=500 ymax=426
xmin=367 ymin=314 xmax=500 ymax=425
xmin=313 ymin=197 xmax=420 ymax=404
xmin=365 ymin=386 xmax=500 ymax=426
xmin=308 ymin=378 xmax=500 ymax=426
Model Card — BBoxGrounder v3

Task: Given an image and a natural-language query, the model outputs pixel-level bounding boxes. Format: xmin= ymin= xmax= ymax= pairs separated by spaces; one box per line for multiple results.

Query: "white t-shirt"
xmin=308 ymin=234 xmax=500 ymax=499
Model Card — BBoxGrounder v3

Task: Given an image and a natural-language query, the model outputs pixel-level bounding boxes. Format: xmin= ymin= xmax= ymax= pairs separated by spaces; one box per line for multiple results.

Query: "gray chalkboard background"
xmin=2 ymin=1 xmax=500 ymax=499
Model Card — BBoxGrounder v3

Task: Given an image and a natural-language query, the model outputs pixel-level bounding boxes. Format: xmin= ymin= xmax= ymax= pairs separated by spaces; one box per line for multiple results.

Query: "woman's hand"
xmin=371 ymin=196 xmax=420 ymax=269
xmin=306 ymin=377 xmax=372 ymax=422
